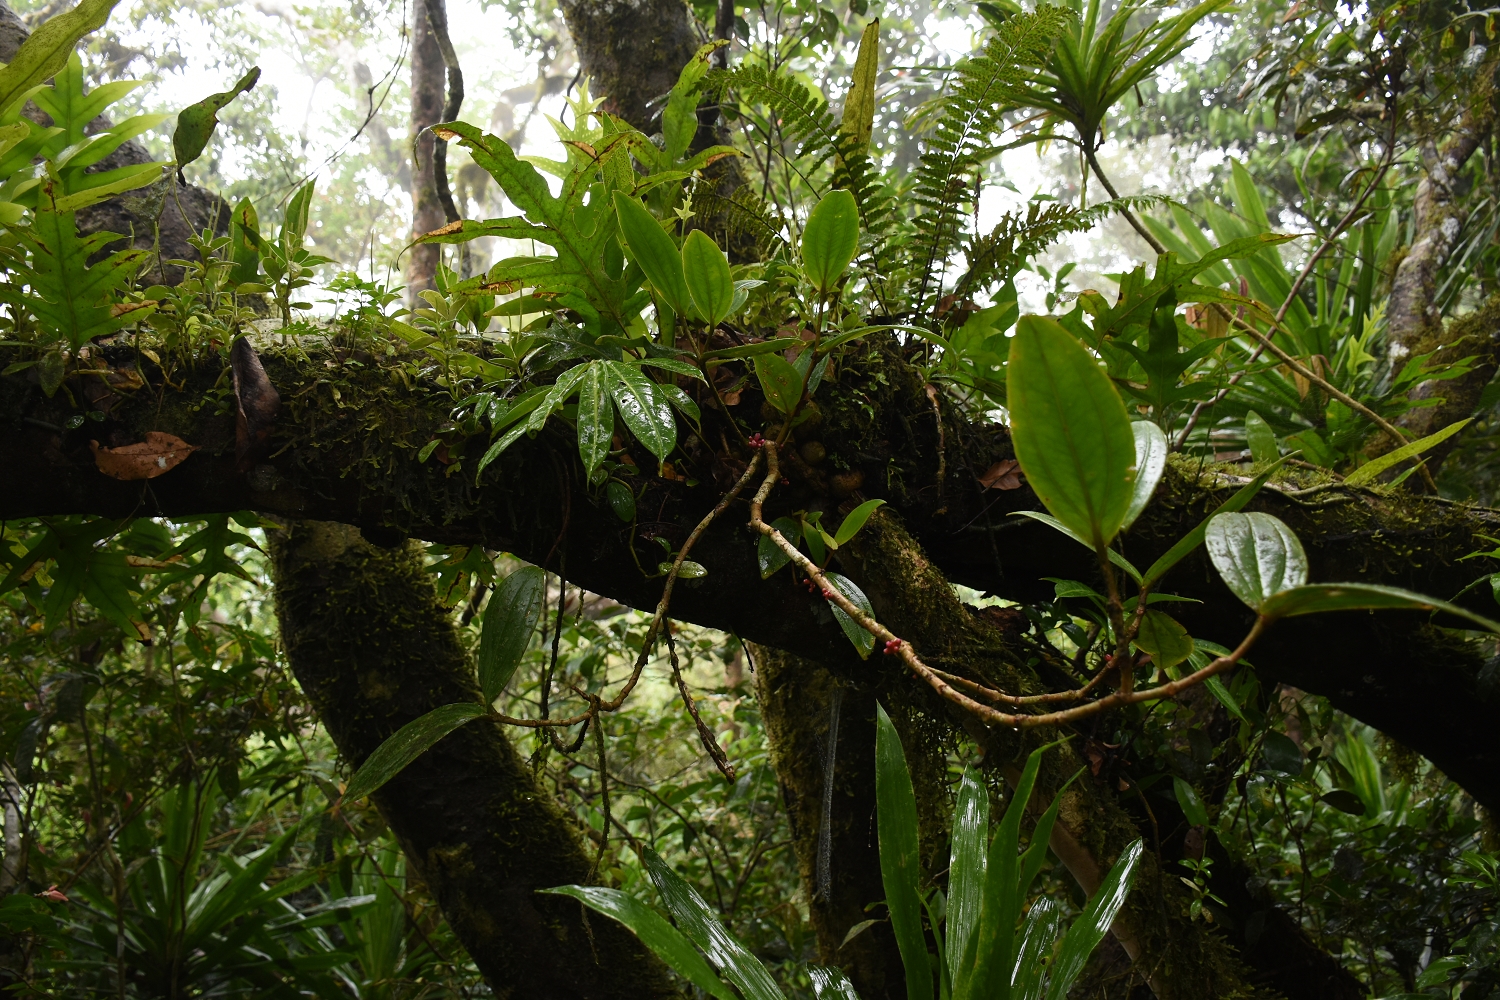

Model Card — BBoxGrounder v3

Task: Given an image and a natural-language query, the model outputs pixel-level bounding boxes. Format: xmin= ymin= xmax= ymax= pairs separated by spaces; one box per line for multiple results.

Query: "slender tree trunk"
xmin=269 ymin=521 xmax=682 ymax=999
xmin=407 ymin=0 xmax=447 ymax=299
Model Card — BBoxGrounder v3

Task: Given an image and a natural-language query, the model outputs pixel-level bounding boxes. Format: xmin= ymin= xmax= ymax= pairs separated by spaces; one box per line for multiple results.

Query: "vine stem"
xmin=490 ymin=451 xmax=764 ymax=729
xmin=749 ymin=441 xmax=1267 ymax=728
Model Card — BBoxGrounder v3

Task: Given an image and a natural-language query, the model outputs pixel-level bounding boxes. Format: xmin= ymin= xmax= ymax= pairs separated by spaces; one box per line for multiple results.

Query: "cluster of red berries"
xmin=747 ymin=433 xmax=765 ymax=448
xmin=883 ymin=639 xmax=904 ymax=656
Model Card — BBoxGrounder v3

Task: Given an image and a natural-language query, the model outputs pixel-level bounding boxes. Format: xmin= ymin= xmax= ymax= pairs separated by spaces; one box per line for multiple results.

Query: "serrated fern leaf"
xmin=910 ymin=6 xmax=1074 ymax=315
xmin=18 ymin=193 xmax=150 ymax=350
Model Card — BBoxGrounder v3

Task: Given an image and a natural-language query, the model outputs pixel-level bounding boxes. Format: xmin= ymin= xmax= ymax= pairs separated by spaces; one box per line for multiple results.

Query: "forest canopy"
xmin=1 ymin=0 xmax=1499 ymax=998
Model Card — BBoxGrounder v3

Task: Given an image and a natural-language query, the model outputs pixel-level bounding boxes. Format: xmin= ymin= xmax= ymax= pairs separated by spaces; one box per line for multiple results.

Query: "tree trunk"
xmin=407 ymin=0 xmax=447 ymax=299
xmin=558 ymin=0 xmax=701 ymax=134
xmin=751 ymin=645 xmax=907 ymax=1000
xmin=269 ymin=520 xmax=682 ymax=999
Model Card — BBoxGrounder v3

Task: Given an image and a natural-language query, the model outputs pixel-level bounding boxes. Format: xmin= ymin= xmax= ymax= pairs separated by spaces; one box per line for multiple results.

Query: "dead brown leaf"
xmin=91 ymin=431 xmax=198 ymax=480
xmin=977 ymin=458 xmax=1023 ymax=490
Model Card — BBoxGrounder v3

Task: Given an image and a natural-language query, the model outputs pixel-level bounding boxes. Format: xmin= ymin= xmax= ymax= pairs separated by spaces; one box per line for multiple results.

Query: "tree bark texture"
xmin=407 ymin=0 xmax=448 ymax=299
xmin=269 ymin=520 xmax=682 ymax=1000
xmin=0 ymin=1 xmax=230 ymax=285
xmin=558 ymin=0 xmax=701 ymax=133
xmin=751 ymin=645 xmax=907 ymax=1000
xmin=2 ymin=339 xmax=1498 ymax=819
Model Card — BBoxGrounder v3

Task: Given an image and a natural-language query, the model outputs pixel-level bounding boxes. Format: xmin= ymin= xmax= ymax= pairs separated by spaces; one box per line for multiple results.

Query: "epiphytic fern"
xmin=954 ymin=195 xmax=1167 ymax=302
xmin=712 ymin=64 xmax=893 ymax=244
xmin=909 ymin=6 xmax=1074 ymax=318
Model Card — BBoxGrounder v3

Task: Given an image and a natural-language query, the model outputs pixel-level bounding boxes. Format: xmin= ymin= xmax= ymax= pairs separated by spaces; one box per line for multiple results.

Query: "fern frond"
xmin=691 ymin=185 xmax=789 ymax=260
xmin=954 ymin=195 xmax=1171 ymax=302
xmin=909 ymin=6 xmax=1074 ymax=315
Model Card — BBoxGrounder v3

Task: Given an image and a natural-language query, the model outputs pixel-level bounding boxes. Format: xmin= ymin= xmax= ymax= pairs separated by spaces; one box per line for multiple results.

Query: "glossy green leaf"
xmin=576 ymin=362 xmax=615 ymax=476
xmin=0 ymin=0 xmax=120 ymax=116
xmin=540 ymin=885 xmax=736 ymax=1000
xmin=639 ymin=357 xmax=708 ymax=381
xmin=610 ymin=361 xmax=677 ymax=462
xmin=1205 ymin=512 xmax=1307 ymax=610
xmin=172 ymin=67 xmax=259 ymax=179
xmin=1044 ymin=840 xmax=1143 ymax=1000
xmin=947 ymin=766 xmax=989 ymax=992
xmin=478 ymin=566 xmax=546 ymax=703
xmin=1320 ymin=789 xmax=1367 ymax=816
xmin=682 ymin=229 xmax=735 ymax=327
xmin=825 ymin=571 xmax=876 ymax=659
xmin=607 ymin=480 xmax=636 ymax=522
xmin=229 ymin=198 xmax=261 ymax=286
xmin=1258 ymin=583 xmax=1500 ymax=632
xmin=1173 ymin=777 xmax=1208 ymax=825
xmin=875 ymin=704 xmax=932 ymax=1000
xmin=1009 ymin=315 xmax=1136 ymax=551
xmin=702 ymin=336 xmax=803 ymax=361
xmin=833 ymin=499 xmax=886 ymax=547
xmin=1135 ymin=609 xmax=1194 ymax=669
xmin=1260 ymin=731 xmax=1303 ymax=775
xmin=759 ymin=517 xmax=800 ymax=578
xmin=1140 ymin=453 xmax=1295 ymax=586
xmin=1013 ymin=511 xmax=1142 ymax=582
xmin=342 ymin=703 xmax=486 ymax=803
xmin=1244 ymin=410 xmax=1278 ymax=464
xmin=754 ymin=353 xmax=804 ymax=414
xmin=810 ymin=966 xmax=863 ymax=1000
xmin=613 ymin=191 xmax=693 ymax=318
xmin=801 ymin=189 xmax=860 ymax=294
xmin=1343 ymin=418 xmax=1473 ymax=487
xmin=1012 ymin=897 xmax=1062 ymax=1000
xmin=643 ymin=847 xmax=787 ymax=1000
xmin=1122 ymin=421 xmax=1167 ymax=531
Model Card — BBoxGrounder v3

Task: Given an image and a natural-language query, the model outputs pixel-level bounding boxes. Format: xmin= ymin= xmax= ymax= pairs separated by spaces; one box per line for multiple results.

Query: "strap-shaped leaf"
xmin=1044 ymin=840 xmax=1142 ymax=1000
xmin=1122 ymin=421 xmax=1167 ymax=531
xmin=642 ymin=847 xmax=787 ymax=1000
xmin=1012 ymin=897 xmax=1062 ymax=1000
xmin=610 ymin=361 xmax=676 ymax=462
xmin=342 ymin=703 xmax=486 ymax=803
xmin=540 ymin=885 xmax=736 ymax=1000
xmin=1012 ymin=511 xmax=1141 ymax=582
xmin=1342 ymin=418 xmax=1473 ymax=487
xmin=1258 ymin=583 xmax=1500 ymax=632
xmin=810 ymin=966 xmax=863 ymax=1000
xmin=838 ymin=19 xmax=881 ymax=149
xmin=825 ymin=571 xmax=876 ymax=659
xmin=1009 ymin=315 xmax=1136 ymax=551
xmin=478 ymin=566 xmax=546 ymax=703
xmin=947 ymin=766 xmax=989 ymax=994
xmin=1205 ymin=512 xmax=1307 ymax=610
xmin=875 ymin=704 xmax=932 ymax=1000
xmin=802 ymin=189 xmax=860 ymax=293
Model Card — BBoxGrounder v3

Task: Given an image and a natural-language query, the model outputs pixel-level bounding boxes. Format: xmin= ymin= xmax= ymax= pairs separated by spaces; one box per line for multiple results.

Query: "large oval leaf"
xmin=342 ymin=703 xmax=486 ymax=803
xmin=478 ymin=565 xmax=546 ymax=703
xmin=1134 ymin=609 xmax=1194 ymax=669
xmin=753 ymin=353 xmax=803 ymax=414
xmin=610 ymin=362 xmax=677 ymax=462
xmin=1122 ymin=421 xmax=1167 ymax=531
xmin=1205 ymin=512 xmax=1307 ymax=610
xmin=613 ymin=191 xmax=693 ymax=319
xmin=1258 ymin=582 xmax=1500 ymax=632
xmin=801 ymin=189 xmax=859 ymax=294
xmin=1244 ymin=410 xmax=1278 ymax=464
xmin=682 ymin=229 xmax=734 ymax=327
xmin=1008 ymin=315 xmax=1136 ymax=550
xmin=540 ymin=885 xmax=736 ymax=1000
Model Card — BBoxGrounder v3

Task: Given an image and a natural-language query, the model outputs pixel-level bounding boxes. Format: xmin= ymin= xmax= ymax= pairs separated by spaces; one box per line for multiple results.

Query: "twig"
xmin=666 ymin=625 xmax=736 ymax=782
xmin=749 ymin=442 xmax=1267 ymax=729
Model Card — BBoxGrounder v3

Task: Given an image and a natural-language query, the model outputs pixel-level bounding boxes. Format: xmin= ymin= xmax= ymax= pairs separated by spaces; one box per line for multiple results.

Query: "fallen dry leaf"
xmin=91 ymin=431 xmax=198 ymax=480
xmin=977 ymin=458 xmax=1023 ymax=490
